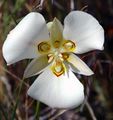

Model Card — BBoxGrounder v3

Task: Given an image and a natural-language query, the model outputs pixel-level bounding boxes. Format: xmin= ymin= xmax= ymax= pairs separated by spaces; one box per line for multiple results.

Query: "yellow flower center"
xmin=37 ymin=40 xmax=76 ymax=77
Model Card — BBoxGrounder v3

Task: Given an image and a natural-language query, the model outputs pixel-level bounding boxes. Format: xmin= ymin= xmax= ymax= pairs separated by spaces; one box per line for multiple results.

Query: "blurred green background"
xmin=0 ymin=0 xmax=113 ymax=120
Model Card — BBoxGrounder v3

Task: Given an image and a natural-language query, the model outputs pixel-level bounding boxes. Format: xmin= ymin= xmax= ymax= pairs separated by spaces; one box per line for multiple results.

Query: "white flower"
xmin=2 ymin=11 xmax=104 ymax=108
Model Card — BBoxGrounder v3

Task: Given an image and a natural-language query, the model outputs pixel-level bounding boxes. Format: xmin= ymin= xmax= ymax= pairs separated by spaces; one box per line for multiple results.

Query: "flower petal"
xmin=2 ymin=12 xmax=49 ymax=65
xmin=63 ymin=11 xmax=104 ymax=54
xmin=49 ymin=18 xmax=63 ymax=48
xmin=24 ymin=55 xmax=49 ymax=78
xmin=67 ymin=54 xmax=94 ymax=76
xmin=27 ymin=68 xmax=84 ymax=108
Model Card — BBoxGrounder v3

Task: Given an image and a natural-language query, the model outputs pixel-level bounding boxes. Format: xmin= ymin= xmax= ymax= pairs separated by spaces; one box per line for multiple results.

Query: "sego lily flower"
xmin=2 ymin=11 xmax=104 ymax=108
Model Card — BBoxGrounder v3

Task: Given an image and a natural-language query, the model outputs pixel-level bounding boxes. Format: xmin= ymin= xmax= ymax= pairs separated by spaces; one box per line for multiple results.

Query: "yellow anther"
xmin=48 ymin=55 xmax=54 ymax=63
xmin=48 ymin=53 xmax=53 ymax=57
xmin=38 ymin=42 xmax=51 ymax=53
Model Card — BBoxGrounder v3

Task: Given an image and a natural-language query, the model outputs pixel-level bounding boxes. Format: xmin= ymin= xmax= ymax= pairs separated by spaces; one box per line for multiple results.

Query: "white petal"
xmin=68 ymin=54 xmax=94 ymax=76
xmin=27 ymin=68 xmax=84 ymax=108
xmin=2 ymin=12 xmax=49 ymax=65
xmin=63 ymin=11 xmax=104 ymax=54
xmin=24 ymin=55 xmax=49 ymax=78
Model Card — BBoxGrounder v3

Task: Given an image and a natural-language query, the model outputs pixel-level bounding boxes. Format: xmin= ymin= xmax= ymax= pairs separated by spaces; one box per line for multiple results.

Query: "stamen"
xmin=38 ymin=42 xmax=51 ymax=53
xmin=48 ymin=55 xmax=54 ymax=63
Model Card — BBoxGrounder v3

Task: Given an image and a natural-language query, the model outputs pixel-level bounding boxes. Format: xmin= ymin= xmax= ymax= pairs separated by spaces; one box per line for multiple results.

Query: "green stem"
xmin=35 ymin=101 xmax=40 ymax=120
xmin=11 ymin=78 xmax=24 ymax=120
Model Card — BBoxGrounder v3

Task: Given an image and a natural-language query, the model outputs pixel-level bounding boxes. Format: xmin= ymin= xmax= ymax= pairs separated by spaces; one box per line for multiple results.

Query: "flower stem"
xmin=35 ymin=101 xmax=40 ymax=120
xmin=11 ymin=78 xmax=24 ymax=120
